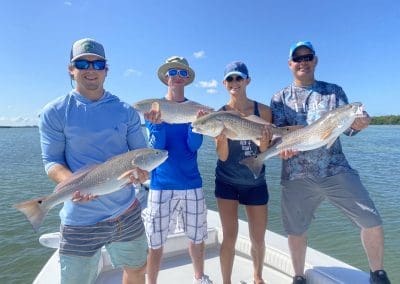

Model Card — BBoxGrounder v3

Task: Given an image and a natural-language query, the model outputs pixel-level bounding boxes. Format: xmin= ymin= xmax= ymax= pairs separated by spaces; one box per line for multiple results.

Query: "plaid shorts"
xmin=59 ymin=200 xmax=147 ymax=283
xmin=142 ymin=188 xmax=208 ymax=249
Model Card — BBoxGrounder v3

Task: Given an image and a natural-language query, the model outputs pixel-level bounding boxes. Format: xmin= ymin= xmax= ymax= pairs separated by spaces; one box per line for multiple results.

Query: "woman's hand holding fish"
xmin=259 ymin=125 xmax=273 ymax=152
xmin=215 ymin=131 xmax=229 ymax=161
xmin=196 ymin=109 xmax=209 ymax=119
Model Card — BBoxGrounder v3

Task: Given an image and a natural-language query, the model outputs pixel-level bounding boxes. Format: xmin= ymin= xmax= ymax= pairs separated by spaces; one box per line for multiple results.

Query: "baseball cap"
xmin=70 ymin=38 xmax=106 ymax=62
xmin=223 ymin=61 xmax=249 ymax=80
xmin=288 ymin=41 xmax=315 ymax=58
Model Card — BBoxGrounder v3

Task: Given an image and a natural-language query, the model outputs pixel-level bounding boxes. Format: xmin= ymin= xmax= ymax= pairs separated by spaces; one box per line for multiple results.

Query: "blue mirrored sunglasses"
xmin=292 ymin=54 xmax=314 ymax=63
xmin=166 ymin=69 xmax=189 ymax=78
xmin=73 ymin=60 xmax=107 ymax=70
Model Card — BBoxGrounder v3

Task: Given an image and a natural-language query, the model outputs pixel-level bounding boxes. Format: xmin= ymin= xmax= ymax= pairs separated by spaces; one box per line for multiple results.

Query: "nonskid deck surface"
xmin=96 ymin=245 xmax=292 ymax=284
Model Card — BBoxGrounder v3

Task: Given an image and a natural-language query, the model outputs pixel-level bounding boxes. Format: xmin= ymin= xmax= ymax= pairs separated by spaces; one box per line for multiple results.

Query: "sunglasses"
xmin=166 ymin=69 xmax=189 ymax=78
xmin=225 ymin=75 xmax=245 ymax=82
xmin=73 ymin=60 xmax=107 ymax=70
xmin=292 ymin=54 xmax=314 ymax=63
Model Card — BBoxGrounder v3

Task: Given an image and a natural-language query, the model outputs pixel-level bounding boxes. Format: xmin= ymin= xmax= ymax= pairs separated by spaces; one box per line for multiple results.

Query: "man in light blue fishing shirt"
xmin=271 ymin=41 xmax=391 ymax=284
xmin=39 ymin=38 xmax=149 ymax=284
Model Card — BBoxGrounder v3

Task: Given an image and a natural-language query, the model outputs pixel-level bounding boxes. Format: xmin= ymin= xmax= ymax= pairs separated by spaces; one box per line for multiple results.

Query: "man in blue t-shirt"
xmin=271 ymin=41 xmax=391 ymax=284
xmin=39 ymin=38 xmax=149 ymax=284
xmin=142 ymin=56 xmax=212 ymax=284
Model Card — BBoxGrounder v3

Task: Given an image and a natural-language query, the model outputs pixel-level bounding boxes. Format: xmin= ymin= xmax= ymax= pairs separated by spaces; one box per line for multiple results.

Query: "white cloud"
xmin=124 ymin=68 xmax=142 ymax=77
xmin=197 ymin=79 xmax=218 ymax=88
xmin=64 ymin=1 xmax=72 ymax=6
xmin=196 ymin=79 xmax=218 ymax=94
xmin=193 ymin=50 xmax=205 ymax=59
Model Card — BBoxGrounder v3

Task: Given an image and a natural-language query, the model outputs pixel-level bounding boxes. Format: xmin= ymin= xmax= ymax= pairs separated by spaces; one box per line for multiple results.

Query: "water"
xmin=1 ymin=126 xmax=399 ymax=283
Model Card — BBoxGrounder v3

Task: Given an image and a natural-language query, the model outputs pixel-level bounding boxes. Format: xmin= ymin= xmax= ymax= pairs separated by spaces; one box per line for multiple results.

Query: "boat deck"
xmin=96 ymin=243 xmax=292 ymax=284
xmin=34 ymin=210 xmax=370 ymax=284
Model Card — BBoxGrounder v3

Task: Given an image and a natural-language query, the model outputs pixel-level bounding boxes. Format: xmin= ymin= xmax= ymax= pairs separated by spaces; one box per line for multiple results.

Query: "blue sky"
xmin=1 ymin=0 xmax=399 ymax=126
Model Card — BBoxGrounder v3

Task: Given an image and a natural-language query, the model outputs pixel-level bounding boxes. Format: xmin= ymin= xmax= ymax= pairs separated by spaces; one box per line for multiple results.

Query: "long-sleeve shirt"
xmin=270 ymin=80 xmax=358 ymax=180
xmin=39 ymin=90 xmax=147 ymax=225
xmin=145 ymin=120 xmax=203 ymax=190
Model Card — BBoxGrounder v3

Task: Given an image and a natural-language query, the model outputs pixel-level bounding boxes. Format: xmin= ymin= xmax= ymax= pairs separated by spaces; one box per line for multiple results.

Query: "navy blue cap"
xmin=223 ymin=61 xmax=249 ymax=80
xmin=288 ymin=41 xmax=315 ymax=58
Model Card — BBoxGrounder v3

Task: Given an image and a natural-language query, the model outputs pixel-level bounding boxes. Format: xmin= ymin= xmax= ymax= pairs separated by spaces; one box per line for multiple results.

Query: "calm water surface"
xmin=1 ymin=126 xmax=399 ymax=283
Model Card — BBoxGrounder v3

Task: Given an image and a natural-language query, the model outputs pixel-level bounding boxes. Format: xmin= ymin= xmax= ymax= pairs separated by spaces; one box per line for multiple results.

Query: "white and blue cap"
xmin=288 ymin=41 xmax=315 ymax=59
xmin=223 ymin=61 xmax=249 ymax=80
xmin=70 ymin=38 xmax=106 ymax=62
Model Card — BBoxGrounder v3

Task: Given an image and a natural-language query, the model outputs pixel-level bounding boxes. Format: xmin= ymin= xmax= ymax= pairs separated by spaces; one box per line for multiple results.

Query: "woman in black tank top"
xmin=214 ymin=61 xmax=273 ymax=284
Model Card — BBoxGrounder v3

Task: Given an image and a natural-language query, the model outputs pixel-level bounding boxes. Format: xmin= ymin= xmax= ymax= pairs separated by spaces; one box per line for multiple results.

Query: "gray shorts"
xmin=281 ymin=172 xmax=382 ymax=235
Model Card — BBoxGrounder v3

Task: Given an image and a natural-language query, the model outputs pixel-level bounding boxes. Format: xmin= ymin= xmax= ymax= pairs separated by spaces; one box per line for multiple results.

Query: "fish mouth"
xmin=191 ymin=126 xmax=201 ymax=134
xmin=351 ymin=102 xmax=364 ymax=117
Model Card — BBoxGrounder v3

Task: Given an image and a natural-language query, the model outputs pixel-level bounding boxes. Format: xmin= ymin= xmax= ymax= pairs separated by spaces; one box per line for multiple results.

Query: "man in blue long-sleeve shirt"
xmin=142 ymin=56 xmax=212 ymax=284
xmin=39 ymin=38 xmax=149 ymax=284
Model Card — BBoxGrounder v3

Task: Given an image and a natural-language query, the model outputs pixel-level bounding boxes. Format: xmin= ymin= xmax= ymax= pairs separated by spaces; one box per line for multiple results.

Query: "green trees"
xmin=370 ymin=115 xmax=400 ymax=125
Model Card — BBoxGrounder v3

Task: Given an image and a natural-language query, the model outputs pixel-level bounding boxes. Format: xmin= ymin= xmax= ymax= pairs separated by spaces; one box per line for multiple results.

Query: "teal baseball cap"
xmin=289 ymin=41 xmax=315 ymax=58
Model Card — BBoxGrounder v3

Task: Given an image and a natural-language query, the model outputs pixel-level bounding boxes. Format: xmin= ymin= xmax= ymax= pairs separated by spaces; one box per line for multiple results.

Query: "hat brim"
xmin=157 ymin=62 xmax=195 ymax=86
xmin=223 ymin=71 xmax=248 ymax=80
xmin=71 ymin=53 xmax=106 ymax=62
xmin=289 ymin=45 xmax=315 ymax=58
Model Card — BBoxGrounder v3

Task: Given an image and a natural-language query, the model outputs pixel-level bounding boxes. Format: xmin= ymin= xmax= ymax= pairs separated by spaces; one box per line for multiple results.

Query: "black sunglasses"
xmin=225 ymin=76 xmax=245 ymax=82
xmin=292 ymin=54 xmax=314 ymax=63
xmin=73 ymin=59 xmax=107 ymax=70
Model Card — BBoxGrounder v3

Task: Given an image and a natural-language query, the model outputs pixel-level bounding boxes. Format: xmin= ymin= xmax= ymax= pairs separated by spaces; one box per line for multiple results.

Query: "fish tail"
xmin=14 ymin=197 xmax=49 ymax=232
xmin=239 ymin=155 xmax=265 ymax=179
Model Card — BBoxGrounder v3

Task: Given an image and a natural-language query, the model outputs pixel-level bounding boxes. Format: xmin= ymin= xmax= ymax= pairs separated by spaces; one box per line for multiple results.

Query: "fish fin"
xmin=151 ymin=102 xmax=160 ymax=112
xmin=117 ymin=169 xmax=137 ymax=181
xmin=14 ymin=197 xmax=49 ymax=232
xmin=222 ymin=128 xmax=238 ymax=139
xmin=239 ymin=155 xmax=265 ymax=179
xmin=54 ymin=166 xmax=95 ymax=192
xmin=326 ymin=137 xmax=337 ymax=149
xmin=321 ymin=129 xmax=333 ymax=140
xmin=252 ymin=138 xmax=261 ymax=147
xmin=220 ymin=110 xmax=242 ymax=117
xmin=181 ymin=100 xmax=215 ymax=112
xmin=243 ymin=115 xmax=269 ymax=125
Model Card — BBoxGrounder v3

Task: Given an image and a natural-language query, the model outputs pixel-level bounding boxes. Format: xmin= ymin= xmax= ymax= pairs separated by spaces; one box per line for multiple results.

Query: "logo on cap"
xmin=82 ymin=41 xmax=95 ymax=53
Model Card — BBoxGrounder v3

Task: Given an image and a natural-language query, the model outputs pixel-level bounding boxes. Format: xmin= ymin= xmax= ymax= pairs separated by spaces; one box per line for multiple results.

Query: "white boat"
xmin=33 ymin=209 xmax=370 ymax=284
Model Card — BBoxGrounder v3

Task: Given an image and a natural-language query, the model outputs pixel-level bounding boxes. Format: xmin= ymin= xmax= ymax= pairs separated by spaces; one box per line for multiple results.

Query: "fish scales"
xmin=133 ymin=98 xmax=214 ymax=124
xmin=192 ymin=111 xmax=291 ymax=144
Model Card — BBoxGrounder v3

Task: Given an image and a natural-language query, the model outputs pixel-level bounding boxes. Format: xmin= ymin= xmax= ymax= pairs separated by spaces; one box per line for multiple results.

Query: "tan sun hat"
xmin=157 ymin=56 xmax=195 ymax=86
